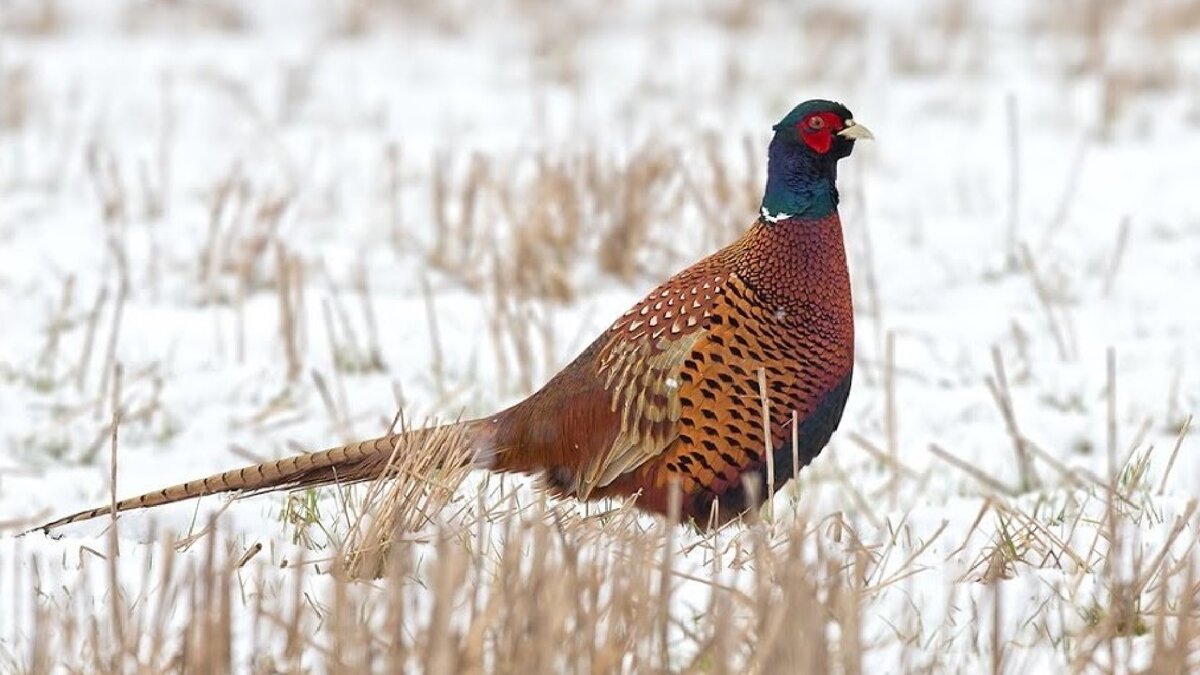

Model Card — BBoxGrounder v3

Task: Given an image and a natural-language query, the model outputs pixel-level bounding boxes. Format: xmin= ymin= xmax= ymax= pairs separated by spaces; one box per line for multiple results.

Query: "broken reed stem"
xmin=85 ymin=143 xmax=127 ymax=225
xmin=310 ymin=370 xmax=350 ymax=445
xmin=991 ymin=560 xmax=1004 ymax=674
xmin=36 ymin=275 xmax=74 ymax=384
xmin=107 ymin=361 xmax=124 ymax=671
xmin=421 ymin=274 xmax=447 ymax=398
xmin=322 ymin=268 xmax=363 ymax=368
xmin=929 ymin=443 xmax=1017 ymax=496
xmin=1103 ymin=217 xmax=1131 ymax=296
xmin=276 ymin=243 xmax=302 ymax=382
xmin=758 ymin=367 xmax=775 ymax=525
xmin=236 ymin=542 xmax=263 ymax=569
xmin=109 ymin=363 xmax=123 ymax=545
xmin=847 ymin=432 xmax=921 ymax=481
xmin=1006 ymin=94 xmax=1020 ymax=264
xmin=386 ymin=142 xmax=405 ymax=249
xmin=791 ymin=410 xmax=800 ymax=485
xmin=985 ymin=346 xmax=1040 ymax=492
xmin=660 ymin=482 xmax=680 ymax=672
xmin=1158 ymin=415 xmax=1191 ymax=496
xmin=885 ymin=331 xmax=897 ymax=464
xmin=1107 ymin=347 xmax=1118 ymax=480
xmin=356 ymin=262 xmax=385 ymax=371
xmin=76 ymin=285 xmax=109 ymax=392
xmin=319 ymin=297 xmax=354 ymax=437
xmin=1017 ymin=243 xmax=1071 ymax=361
xmin=1042 ymin=131 xmax=1091 ymax=244
xmin=96 ymin=248 xmax=129 ymax=421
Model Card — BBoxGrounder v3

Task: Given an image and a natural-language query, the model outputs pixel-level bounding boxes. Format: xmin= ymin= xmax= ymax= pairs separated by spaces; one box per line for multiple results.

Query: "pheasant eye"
xmin=807 ymin=116 xmax=825 ymax=130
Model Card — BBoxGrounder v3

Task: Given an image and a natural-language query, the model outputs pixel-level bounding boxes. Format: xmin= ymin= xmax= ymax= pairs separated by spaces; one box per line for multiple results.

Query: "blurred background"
xmin=1 ymin=0 xmax=1199 ymax=670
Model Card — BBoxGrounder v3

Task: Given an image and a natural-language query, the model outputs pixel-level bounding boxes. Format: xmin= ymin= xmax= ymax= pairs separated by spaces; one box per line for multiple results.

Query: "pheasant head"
xmin=761 ymin=99 xmax=873 ymax=222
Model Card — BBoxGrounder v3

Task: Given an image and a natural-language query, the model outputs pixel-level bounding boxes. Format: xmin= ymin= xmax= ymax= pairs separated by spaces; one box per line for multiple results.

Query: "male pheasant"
xmin=38 ymin=99 xmax=871 ymax=531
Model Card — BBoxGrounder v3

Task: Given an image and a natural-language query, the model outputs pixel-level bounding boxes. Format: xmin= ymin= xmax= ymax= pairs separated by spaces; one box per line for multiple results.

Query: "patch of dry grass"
xmin=4 ymin=422 xmax=1198 ymax=672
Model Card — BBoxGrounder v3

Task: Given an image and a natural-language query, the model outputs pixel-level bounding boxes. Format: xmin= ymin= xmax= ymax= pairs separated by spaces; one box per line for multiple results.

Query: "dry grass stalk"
xmin=353 ymin=262 xmax=386 ymax=373
xmin=985 ymin=346 xmax=1041 ymax=492
xmin=1006 ymin=94 xmax=1020 ymax=263
xmin=85 ymin=143 xmax=128 ymax=226
xmin=74 ymin=285 xmax=109 ymax=393
xmin=756 ymin=368 xmax=776 ymax=526
xmin=1106 ymin=347 xmax=1118 ymax=479
xmin=95 ymin=232 xmax=130 ymax=423
xmin=275 ymin=242 xmax=304 ymax=382
xmin=1102 ymin=216 xmax=1131 ymax=296
xmin=929 ymin=443 xmax=1018 ymax=496
xmin=420 ymin=275 xmax=448 ymax=399
xmin=1157 ymin=415 xmax=1192 ymax=496
xmin=1018 ymin=243 xmax=1074 ymax=361
xmin=0 ymin=63 xmax=33 ymax=131
xmin=340 ymin=419 xmax=476 ymax=579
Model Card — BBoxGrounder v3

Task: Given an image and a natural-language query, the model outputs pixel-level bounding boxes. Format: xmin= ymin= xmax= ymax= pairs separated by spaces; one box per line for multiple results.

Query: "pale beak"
xmin=837 ymin=119 xmax=874 ymax=141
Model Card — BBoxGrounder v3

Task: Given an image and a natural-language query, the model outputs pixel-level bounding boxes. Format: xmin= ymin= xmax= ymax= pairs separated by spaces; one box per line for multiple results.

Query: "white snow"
xmin=1 ymin=0 xmax=1198 ymax=671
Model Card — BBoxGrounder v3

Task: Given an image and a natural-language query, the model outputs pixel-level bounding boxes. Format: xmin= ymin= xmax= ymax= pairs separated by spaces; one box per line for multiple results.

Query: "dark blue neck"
xmin=759 ymin=136 xmax=838 ymax=220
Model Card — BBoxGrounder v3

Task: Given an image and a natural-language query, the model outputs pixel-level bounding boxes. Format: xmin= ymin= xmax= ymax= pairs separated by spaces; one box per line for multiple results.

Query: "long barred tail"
xmin=33 ymin=418 xmax=490 ymax=533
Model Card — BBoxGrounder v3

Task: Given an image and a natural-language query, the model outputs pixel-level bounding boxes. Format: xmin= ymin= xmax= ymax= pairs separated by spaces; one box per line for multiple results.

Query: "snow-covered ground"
xmin=1 ymin=0 xmax=1198 ymax=671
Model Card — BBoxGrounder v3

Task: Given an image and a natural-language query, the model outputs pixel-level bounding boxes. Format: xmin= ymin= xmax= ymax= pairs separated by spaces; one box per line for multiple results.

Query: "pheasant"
xmin=37 ymin=99 xmax=871 ymax=531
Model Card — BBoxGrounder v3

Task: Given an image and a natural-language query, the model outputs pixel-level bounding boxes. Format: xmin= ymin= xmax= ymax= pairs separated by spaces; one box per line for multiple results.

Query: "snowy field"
xmin=1 ymin=0 xmax=1199 ymax=671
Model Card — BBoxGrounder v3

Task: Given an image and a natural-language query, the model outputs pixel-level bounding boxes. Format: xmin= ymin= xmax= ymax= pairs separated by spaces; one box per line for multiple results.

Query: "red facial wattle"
xmin=796 ymin=112 xmax=846 ymax=154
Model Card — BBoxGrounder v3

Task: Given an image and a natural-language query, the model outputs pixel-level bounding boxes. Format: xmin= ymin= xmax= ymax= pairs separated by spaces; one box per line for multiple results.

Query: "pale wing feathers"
xmin=575 ymin=271 xmax=744 ymax=498
xmin=570 ymin=271 xmax=737 ymax=497
xmin=577 ymin=330 xmax=704 ymax=497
